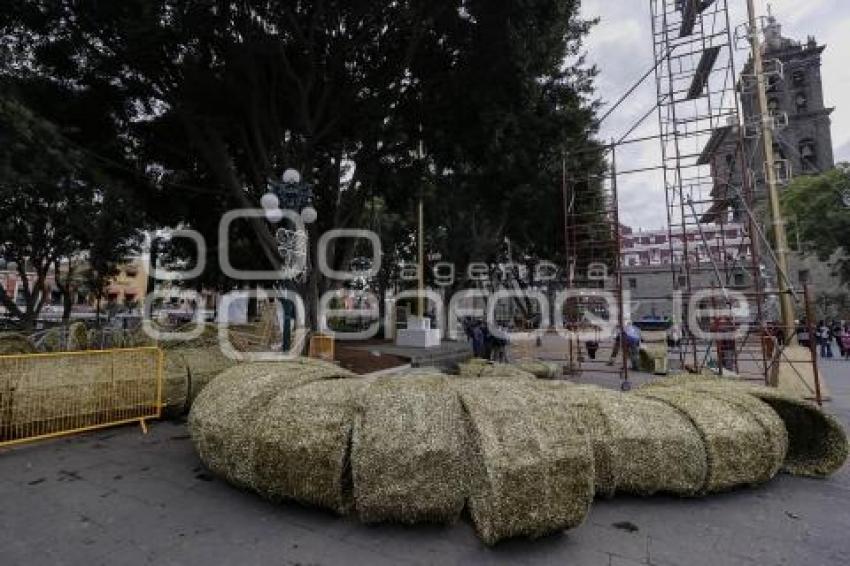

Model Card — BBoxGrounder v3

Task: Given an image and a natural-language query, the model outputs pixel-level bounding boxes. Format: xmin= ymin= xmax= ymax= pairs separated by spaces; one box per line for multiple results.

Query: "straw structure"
xmin=253 ymin=378 xmax=370 ymax=514
xmin=188 ymin=359 xmax=355 ymax=489
xmin=353 ymin=374 xmax=469 ymax=524
xmin=454 ymin=379 xmax=594 ymax=545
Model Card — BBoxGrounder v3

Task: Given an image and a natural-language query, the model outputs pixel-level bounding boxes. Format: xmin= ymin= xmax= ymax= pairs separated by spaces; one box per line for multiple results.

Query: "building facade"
xmin=740 ymin=14 xmax=835 ymax=189
xmin=621 ymin=223 xmax=755 ymax=320
xmin=622 ymin=223 xmax=751 ymax=269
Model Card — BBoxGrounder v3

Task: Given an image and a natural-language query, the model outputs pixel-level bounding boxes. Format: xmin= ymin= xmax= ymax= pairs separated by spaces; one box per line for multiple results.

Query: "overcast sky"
xmin=579 ymin=0 xmax=850 ymax=230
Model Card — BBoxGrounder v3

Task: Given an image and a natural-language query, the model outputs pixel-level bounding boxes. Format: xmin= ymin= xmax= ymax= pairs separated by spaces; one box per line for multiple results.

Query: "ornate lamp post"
xmin=260 ymin=169 xmax=318 ymax=351
xmin=261 ymin=169 xmax=318 ymax=226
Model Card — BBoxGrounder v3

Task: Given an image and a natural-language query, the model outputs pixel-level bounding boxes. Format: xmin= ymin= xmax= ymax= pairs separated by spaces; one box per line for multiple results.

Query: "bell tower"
xmin=740 ymin=10 xmax=835 ymax=183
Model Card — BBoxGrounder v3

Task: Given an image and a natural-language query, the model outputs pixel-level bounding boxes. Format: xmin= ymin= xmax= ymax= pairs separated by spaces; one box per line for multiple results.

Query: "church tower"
xmin=740 ymin=11 xmax=835 ymax=181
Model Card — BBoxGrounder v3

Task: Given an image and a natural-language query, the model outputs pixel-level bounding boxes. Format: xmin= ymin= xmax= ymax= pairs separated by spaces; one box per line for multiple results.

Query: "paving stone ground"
xmin=1 ymin=360 xmax=848 ymax=566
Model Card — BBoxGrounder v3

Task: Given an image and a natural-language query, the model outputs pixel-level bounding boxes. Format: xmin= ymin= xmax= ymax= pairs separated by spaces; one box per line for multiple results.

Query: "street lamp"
xmin=259 ymin=169 xmax=318 ymax=352
xmin=261 ymin=168 xmax=318 ymax=226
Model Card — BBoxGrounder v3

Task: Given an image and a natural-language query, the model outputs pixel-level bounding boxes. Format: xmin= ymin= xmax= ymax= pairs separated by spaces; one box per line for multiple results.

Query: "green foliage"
xmin=782 ymin=165 xmax=850 ymax=285
xmin=1 ymin=1 xmax=604 ymax=321
xmin=0 ymin=84 xmax=141 ymax=327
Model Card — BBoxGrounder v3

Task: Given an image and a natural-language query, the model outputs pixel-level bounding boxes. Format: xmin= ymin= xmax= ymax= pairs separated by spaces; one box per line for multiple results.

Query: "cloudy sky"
xmin=579 ymin=0 xmax=850 ymax=229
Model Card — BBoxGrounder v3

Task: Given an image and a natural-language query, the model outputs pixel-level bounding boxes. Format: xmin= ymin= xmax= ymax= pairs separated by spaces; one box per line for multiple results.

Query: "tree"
xmin=2 ymin=1 xmax=604 ymax=333
xmin=0 ymin=82 xmax=144 ymax=328
xmin=0 ymin=92 xmax=87 ymax=329
xmin=782 ymin=164 xmax=850 ymax=285
xmin=408 ymin=0 xmax=605 ymax=292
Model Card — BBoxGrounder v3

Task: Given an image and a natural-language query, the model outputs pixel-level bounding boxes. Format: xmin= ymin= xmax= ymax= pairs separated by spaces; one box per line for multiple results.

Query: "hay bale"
xmin=352 ymin=374 xmax=469 ymax=524
xmin=188 ymin=359 xmax=355 ymax=489
xmin=532 ymin=382 xmax=617 ymax=498
xmin=639 ymin=344 xmax=667 ymax=374
xmin=41 ymin=327 xmax=63 ymax=352
xmin=161 ymin=350 xmax=191 ymax=417
xmin=639 ymin=372 xmax=728 ymax=390
xmin=158 ymin=323 xmax=221 ymax=350
xmin=0 ymin=333 xmax=36 ymax=355
xmin=67 ymin=322 xmax=88 ymax=351
xmin=593 ymin=388 xmax=707 ymax=497
xmin=161 ymin=347 xmax=240 ymax=417
xmin=741 ymin=387 xmax=847 ymax=477
xmin=454 ymin=379 xmax=594 ymax=545
xmin=638 ymin=387 xmax=787 ymax=493
xmin=668 ymin=381 xmax=847 ymax=478
xmin=643 ymin=376 xmax=848 ymax=478
xmin=511 ymin=358 xmax=560 ymax=379
xmin=182 ymin=347 xmax=238 ymax=403
xmin=253 ymin=378 xmax=371 ymax=515
xmin=458 ymin=359 xmax=536 ymax=381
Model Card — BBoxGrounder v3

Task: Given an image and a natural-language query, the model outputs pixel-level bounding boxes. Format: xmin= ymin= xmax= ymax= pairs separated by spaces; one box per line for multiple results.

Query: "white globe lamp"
xmin=260 ymin=192 xmax=280 ymax=210
xmin=282 ymin=169 xmax=301 ymax=184
xmin=301 ymin=206 xmax=318 ymax=224
xmin=265 ymin=207 xmax=285 ymax=224
xmin=260 ymin=193 xmax=280 ymax=210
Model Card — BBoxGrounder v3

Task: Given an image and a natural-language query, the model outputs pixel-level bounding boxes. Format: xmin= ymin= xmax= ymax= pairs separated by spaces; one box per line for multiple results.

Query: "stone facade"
xmin=622 ymin=263 xmax=756 ymax=322
xmin=740 ymin=15 xmax=835 ymax=190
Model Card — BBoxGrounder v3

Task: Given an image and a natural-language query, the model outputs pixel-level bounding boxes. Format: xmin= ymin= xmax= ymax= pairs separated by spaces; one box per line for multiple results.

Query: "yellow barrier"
xmin=0 ymin=347 xmax=163 ymax=448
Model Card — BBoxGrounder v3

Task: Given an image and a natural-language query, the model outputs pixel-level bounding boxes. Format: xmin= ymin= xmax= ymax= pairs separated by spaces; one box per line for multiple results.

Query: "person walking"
xmin=818 ymin=321 xmax=833 ymax=358
xmin=842 ymin=325 xmax=850 ymax=361
xmin=607 ymin=322 xmax=641 ymax=371
xmin=832 ymin=320 xmax=845 ymax=358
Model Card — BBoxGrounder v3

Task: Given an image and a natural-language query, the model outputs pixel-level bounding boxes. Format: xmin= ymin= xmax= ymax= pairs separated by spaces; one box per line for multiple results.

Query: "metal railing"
xmin=0 ymin=347 xmax=163 ymax=448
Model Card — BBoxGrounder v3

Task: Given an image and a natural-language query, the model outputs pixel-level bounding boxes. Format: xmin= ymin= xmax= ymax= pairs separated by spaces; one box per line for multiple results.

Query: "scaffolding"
xmin=650 ymin=0 xmax=774 ymax=381
xmin=553 ymin=0 xmax=823 ymax=396
xmin=562 ymin=148 xmax=630 ymax=389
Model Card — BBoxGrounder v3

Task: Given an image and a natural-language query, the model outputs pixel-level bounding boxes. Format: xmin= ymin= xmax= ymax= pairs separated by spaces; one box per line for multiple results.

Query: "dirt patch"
xmin=334 ymin=343 xmax=408 ymax=375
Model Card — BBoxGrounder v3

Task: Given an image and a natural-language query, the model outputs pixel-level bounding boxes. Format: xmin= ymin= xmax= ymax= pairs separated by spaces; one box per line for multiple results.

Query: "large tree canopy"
xmin=0 ymin=83 xmax=140 ymax=327
xmin=1 ymin=0 xmax=604 ymax=326
xmin=783 ymin=164 xmax=850 ymax=286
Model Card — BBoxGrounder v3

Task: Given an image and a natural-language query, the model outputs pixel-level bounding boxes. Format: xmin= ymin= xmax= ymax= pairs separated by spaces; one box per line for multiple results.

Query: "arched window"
xmin=795 ymin=92 xmax=808 ymax=112
xmin=799 ymin=138 xmax=818 ymax=172
xmin=792 ymin=70 xmax=806 ymax=87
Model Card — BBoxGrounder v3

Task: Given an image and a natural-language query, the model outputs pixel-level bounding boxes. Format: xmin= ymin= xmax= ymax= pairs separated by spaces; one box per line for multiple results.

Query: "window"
xmin=734 ymin=273 xmax=746 ymax=287
xmin=678 ymin=275 xmax=688 ymax=288
xmin=628 ymin=278 xmax=638 ymax=290
xmin=792 ymin=70 xmax=806 ymax=87
xmin=795 ymin=92 xmax=808 ymax=112
xmin=655 ymin=235 xmax=667 ymax=245
xmin=767 ymin=97 xmax=780 ymax=115
xmin=800 ymin=139 xmax=818 ymax=171
xmin=799 ymin=270 xmax=811 ymax=285
xmin=766 ymin=75 xmax=780 ymax=93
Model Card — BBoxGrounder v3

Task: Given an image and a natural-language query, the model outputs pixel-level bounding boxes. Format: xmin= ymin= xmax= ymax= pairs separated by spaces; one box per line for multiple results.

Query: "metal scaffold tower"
xmin=562 ymin=148 xmax=629 ymax=388
xmin=650 ymin=0 xmax=772 ymax=381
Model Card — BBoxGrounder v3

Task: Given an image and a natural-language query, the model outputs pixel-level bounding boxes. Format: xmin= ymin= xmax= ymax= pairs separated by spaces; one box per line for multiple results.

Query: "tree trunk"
xmin=62 ymin=293 xmax=73 ymax=322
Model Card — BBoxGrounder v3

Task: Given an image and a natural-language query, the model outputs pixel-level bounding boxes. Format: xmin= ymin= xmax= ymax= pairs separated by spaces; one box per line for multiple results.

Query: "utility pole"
xmin=745 ymin=0 xmax=796 ymax=344
xmin=417 ymin=136 xmax=426 ymax=319
xmin=418 ymin=196 xmax=425 ymax=317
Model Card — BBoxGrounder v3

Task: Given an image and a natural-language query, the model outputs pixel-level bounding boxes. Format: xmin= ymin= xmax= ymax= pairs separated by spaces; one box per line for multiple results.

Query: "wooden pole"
xmin=418 ymin=197 xmax=425 ymax=317
xmin=745 ymin=0 xmax=796 ymax=344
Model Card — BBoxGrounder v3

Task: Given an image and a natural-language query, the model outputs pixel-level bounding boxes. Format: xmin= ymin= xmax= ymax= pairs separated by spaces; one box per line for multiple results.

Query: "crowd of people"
xmin=816 ymin=320 xmax=850 ymax=360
